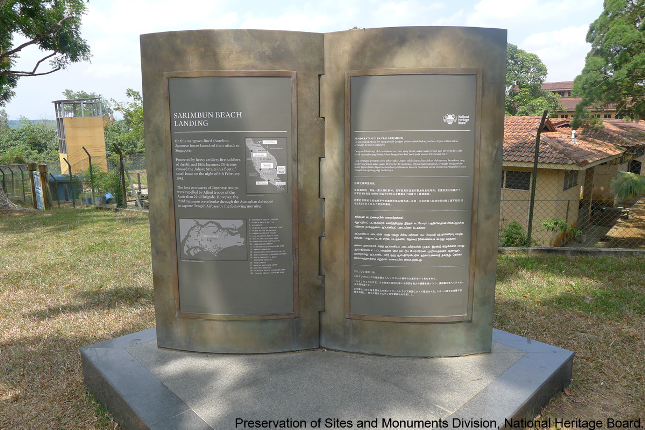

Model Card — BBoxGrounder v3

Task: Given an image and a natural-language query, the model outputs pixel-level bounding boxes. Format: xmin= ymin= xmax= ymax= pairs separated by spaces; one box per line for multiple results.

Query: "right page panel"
xmin=320 ymin=27 xmax=507 ymax=356
xmin=348 ymin=73 xmax=476 ymax=321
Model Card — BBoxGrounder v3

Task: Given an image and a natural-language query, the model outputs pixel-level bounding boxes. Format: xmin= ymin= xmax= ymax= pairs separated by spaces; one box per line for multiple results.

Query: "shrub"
xmin=77 ymin=165 xmax=128 ymax=197
xmin=499 ymin=221 xmax=532 ymax=247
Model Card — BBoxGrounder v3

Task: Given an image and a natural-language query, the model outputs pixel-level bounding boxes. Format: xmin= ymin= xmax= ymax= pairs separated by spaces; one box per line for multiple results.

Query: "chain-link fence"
xmin=107 ymin=152 xmax=148 ymax=209
xmin=0 ymin=163 xmax=80 ymax=208
xmin=47 ymin=162 xmax=61 ymax=175
xmin=0 ymin=153 xmax=148 ymax=210
xmin=0 ymin=164 xmax=33 ymax=206
xmin=500 ymin=155 xmax=645 ymax=248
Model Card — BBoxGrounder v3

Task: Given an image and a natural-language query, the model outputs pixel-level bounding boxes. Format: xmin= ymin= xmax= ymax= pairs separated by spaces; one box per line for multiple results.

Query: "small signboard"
xmin=32 ymin=171 xmax=44 ymax=210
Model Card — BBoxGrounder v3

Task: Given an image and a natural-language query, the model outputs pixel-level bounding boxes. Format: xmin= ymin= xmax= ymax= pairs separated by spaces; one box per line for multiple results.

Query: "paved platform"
xmin=81 ymin=329 xmax=573 ymax=430
xmin=603 ymin=197 xmax=645 ymax=248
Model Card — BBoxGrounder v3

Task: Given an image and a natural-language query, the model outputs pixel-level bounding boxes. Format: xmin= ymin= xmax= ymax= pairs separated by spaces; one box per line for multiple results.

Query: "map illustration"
xmin=179 ymin=219 xmax=247 ymax=261
xmin=245 ymin=137 xmax=287 ymax=194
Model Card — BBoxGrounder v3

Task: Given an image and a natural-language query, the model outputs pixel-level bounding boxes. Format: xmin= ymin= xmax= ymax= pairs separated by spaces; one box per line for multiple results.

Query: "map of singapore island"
xmin=180 ymin=219 xmax=247 ymax=261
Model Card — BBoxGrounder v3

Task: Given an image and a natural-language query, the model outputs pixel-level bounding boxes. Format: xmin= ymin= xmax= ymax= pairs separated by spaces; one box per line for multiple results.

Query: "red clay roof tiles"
xmin=541 ymin=81 xmax=574 ymax=91
xmin=559 ymin=98 xmax=581 ymax=111
xmin=503 ymin=116 xmax=643 ymax=167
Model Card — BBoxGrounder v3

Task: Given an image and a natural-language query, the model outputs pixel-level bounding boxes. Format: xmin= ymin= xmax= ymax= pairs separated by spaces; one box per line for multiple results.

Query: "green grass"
xmin=495 ymin=253 xmax=645 ymax=418
xmin=496 ymin=254 xmax=645 ymax=318
xmin=0 ymin=207 xmax=153 ymax=429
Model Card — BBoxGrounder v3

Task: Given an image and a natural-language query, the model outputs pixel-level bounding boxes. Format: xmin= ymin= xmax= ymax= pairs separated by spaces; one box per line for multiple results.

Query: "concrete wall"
xmin=500 ymin=167 xmax=581 ymax=246
xmin=593 ymin=154 xmax=645 ymax=204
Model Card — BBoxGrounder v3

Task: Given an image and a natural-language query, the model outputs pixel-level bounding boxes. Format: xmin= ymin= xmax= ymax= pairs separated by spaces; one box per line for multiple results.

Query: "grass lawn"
xmin=0 ymin=208 xmax=643 ymax=428
xmin=496 ymin=253 xmax=645 ymax=419
xmin=0 ymin=208 xmax=154 ymax=429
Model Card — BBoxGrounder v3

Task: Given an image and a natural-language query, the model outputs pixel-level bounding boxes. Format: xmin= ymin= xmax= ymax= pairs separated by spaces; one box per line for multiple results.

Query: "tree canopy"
xmin=108 ymin=88 xmax=144 ymax=155
xmin=505 ymin=44 xmax=563 ymax=117
xmin=573 ymin=0 xmax=645 ymax=121
xmin=0 ymin=111 xmax=58 ymax=164
xmin=0 ymin=0 xmax=91 ymax=106
xmin=62 ymin=88 xmax=113 ymax=117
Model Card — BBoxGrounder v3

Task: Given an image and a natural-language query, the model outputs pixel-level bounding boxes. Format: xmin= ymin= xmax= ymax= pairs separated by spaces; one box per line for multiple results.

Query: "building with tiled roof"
xmin=501 ymin=116 xmax=645 ymax=246
xmin=503 ymin=116 xmax=624 ymax=168
xmin=601 ymin=120 xmax=645 ymax=146
xmin=558 ymin=97 xmax=581 ymax=113
xmin=542 ymin=81 xmax=573 ymax=96
xmin=541 ymin=82 xmax=620 ymax=119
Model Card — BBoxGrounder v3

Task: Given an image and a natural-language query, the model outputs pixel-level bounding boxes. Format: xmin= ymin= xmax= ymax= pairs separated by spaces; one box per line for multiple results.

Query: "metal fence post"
xmin=63 ymin=158 xmax=75 ymax=208
xmin=17 ymin=165 xmax=26 ymax=202
xmin=7 ymin=165 xmax=14 ymax=199
xmin=526 ymin=110 xmax=548 ymax=246
xmin=0 ymin=166 xmax=5 ymax=195
xmin=82 ymin=146 xmax=96 ymax=205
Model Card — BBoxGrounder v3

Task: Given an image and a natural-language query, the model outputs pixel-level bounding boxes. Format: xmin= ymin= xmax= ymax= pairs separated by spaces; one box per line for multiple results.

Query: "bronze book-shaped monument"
xmin=141 ymin=27 xmax=507 ymax=357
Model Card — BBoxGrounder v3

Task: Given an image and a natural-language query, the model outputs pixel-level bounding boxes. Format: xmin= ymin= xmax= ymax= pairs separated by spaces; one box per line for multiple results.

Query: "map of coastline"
xmin=245 ymin=138 xmax=286 ymax=192
xmin=180 ymin=219 xmax=246 ymax=261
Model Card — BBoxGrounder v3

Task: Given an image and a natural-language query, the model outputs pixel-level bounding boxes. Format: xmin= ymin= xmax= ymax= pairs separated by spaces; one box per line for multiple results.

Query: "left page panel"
xmin=169 ymin=75 xmax=295 ymax=316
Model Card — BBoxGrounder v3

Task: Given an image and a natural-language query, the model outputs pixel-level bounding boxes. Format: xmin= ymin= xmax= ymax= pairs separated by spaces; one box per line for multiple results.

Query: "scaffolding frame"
xmin=52 ymin=98 xmax=103 ymax=154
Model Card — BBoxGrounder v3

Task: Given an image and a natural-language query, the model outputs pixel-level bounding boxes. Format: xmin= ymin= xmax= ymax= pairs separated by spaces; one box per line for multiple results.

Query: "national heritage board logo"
xmin=443 ymin=113 xmax=470 ymax=125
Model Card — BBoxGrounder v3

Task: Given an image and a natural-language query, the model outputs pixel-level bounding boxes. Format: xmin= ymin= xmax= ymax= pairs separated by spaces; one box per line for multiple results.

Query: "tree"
xmin=573 ymin=0 xmax=645 ymax=123
xmin=0 ymin=1 xmax=91 ymax=209
xmin=570 ymin=102 xmax=605 ymax=131
xmin=110 ymin=89 xmax=144 ymax=154
xmin=104 ymin=120 xmax=137 ymax=156
xmin=0 ymin=116 xmax=58 ymax=164
xmin=610 ymin=170 xmax=645 ymax=200
xmin=505 ymin=44 xmax=563 ymax=117
xmin=0 ymin=0 xmax=91 ymax=106
xmin=62 ymin=88 xmax=113 ymax=117
xmin=0 ymin=108 xmax=8 ymax=130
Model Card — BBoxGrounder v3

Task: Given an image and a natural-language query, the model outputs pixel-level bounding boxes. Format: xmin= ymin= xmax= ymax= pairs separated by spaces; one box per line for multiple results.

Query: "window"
xmin=604 ymin=114 xmax=613 ymax=119
xmin=560 ymin=114 xmax=569 ymax=118
xmin=628 ymin=160 xmax=642 ymax=175
xmin=563 ymin=170 xmax=578 ymax=190
xmin=502 ymin=170 xmax=531 ymax=190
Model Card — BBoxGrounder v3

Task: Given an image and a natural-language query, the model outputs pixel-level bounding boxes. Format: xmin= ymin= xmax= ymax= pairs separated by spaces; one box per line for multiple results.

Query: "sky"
xmin=4 ymin=0 xmax=605 ymax=120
